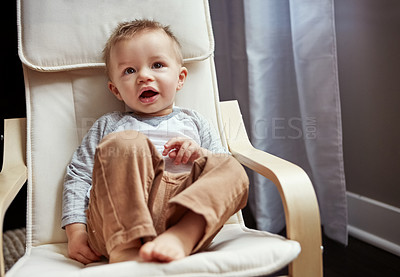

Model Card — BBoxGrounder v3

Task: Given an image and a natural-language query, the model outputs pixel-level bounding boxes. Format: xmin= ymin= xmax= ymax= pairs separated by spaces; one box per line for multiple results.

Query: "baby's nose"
xmin=137 ymin=68 xmax=154 ymax=83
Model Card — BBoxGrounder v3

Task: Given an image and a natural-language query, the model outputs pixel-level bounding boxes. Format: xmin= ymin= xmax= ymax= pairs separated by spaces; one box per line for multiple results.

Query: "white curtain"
xmin=210 ymin=0 xmax=347 ymax=245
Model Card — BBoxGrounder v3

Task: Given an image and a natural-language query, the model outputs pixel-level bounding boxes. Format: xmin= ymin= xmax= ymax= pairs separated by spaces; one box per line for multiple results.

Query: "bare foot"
xmin=139 ymin=211 xmax=206 ymax=263
xmin=109 ymin=240 xmax=142 ymax=263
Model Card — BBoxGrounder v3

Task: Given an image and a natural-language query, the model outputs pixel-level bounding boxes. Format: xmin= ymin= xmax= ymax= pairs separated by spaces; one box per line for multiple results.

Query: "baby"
xmin=62 ymin=19 xmax=249 ymax=264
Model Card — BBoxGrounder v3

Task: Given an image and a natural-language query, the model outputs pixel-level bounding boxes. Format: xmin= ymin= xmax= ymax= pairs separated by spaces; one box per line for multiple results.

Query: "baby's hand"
xmin=163 ymin=137 xmax=209 ymax=165
xmin=65 ymin=223 xmax=101 ymax=264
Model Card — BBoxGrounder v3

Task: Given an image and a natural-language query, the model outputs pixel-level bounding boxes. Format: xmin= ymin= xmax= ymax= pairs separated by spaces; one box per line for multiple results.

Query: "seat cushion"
xmin=7 ymin=224 xmax=300 ymax=277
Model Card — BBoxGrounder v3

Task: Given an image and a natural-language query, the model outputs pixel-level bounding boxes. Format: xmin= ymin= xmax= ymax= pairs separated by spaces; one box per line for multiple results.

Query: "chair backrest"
xmin=18 ymin=0 xmax=230 ymax=247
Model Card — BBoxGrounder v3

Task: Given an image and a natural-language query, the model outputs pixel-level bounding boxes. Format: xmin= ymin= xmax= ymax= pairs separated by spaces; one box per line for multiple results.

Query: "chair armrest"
xmin=0 ymin=118 xmax=27 ymax=276
xmin=220 ymin=101 xmax=322 ymax=277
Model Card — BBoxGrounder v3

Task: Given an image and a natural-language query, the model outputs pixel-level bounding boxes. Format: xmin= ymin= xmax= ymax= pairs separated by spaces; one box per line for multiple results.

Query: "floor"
xmin=268 ymin=234 xmax=400 ymax=277
xmin=243 ymin=206 xmax=400 ymax=277
xmin=323 ymin=235 xmax=400 ymax=277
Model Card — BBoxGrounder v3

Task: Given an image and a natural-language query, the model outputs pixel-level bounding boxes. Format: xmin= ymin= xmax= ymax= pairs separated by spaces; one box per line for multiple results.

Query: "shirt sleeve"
xmin=187 ymin=109 xmax=229 ymax=154
xmin=61 ymin=113 xmax=118 ymax=228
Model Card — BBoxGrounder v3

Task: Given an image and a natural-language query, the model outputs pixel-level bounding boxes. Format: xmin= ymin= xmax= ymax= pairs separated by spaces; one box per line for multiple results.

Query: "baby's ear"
xmin=177 ymin=67 xmax=188 ymax=91
xmin=108 ymin=81 xmax=123 ymax=101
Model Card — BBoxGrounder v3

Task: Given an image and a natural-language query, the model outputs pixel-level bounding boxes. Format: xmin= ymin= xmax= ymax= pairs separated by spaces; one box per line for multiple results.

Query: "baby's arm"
xmin=62 ymin=114 xmax=118 ymax=263
xmin=62 ymin=130 xmax=98 ymax=263
xmin=163 ymin=137 xmax=212 ymax=165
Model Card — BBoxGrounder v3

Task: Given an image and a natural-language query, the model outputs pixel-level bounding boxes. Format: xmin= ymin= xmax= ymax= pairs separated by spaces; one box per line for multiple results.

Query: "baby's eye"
xmin=124 ymin=67 xmax=136 ymax=75
xmin=152 ymin=62 xmax=163 ymax=69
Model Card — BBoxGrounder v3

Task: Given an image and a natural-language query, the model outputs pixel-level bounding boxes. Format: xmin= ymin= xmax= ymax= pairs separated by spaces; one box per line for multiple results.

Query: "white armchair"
xmin=0 ymin=0 xmax=323 ymax=276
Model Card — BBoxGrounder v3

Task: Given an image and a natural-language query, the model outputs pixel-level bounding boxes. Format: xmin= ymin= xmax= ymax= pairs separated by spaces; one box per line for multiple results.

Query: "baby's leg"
xmin=87 ymin=130 xmax=164 ymax=262
xmin=139 ymin=154 xmax=249 ymax=262
xmin=139 ymin=210 xmax=206 ymax=262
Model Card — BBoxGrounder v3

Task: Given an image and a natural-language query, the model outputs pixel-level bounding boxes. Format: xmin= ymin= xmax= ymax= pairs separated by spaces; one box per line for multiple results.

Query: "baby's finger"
xmin=181 ymin=144 xmax=198 ymax=164
xmin=76 ymin=253 xmax=93 ymax=265
xmin=168 ymin=149 xmax=178 ymax=159
xmin=174 ymin=141 xmax=191 ymax=165
xmin=78 ymin=244 xmax=101 ymax=262
xmin=163 ymin=138 xmax=182 ymax=155
xmin=180 ymin=149 xmax=193 ymax=164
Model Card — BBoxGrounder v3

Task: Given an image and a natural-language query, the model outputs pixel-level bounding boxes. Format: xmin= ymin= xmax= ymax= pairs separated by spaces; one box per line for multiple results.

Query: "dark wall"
xmin=1 ymin=2 xmax=26 ymax=231
xmin=1 ymin=2 xmax=25 ymax=125
xmin=335 ymin=0 xmax=400 ymax=207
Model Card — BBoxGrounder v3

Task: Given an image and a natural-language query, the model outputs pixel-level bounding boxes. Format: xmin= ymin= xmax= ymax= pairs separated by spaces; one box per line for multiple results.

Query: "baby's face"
xmin=107 ymin=30 xmax=187 ymax=117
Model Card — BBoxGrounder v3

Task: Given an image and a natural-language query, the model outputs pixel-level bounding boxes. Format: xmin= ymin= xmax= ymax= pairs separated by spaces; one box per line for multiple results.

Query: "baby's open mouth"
xmin=140 ymin=90 xmax=159 ymax=99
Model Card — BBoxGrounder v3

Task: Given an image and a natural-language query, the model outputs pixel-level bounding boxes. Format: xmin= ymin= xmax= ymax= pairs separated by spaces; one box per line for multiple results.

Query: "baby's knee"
xmin=96 ymin=130 xmax=154 ymax=158
xmin=213 ymin=154 xmax=249 ymax=184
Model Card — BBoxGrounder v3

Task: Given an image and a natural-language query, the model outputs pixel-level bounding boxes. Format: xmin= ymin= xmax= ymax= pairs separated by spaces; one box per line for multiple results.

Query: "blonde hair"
xmin=103 ymin=19 xmax=183 ymax=77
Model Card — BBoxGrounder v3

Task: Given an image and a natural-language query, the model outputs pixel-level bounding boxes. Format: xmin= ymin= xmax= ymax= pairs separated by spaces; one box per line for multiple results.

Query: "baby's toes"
xmin=139 ymin=241 xmax=156 ymax=262
xmin=153 ymin=246 xmax=184 ymax=263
